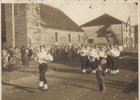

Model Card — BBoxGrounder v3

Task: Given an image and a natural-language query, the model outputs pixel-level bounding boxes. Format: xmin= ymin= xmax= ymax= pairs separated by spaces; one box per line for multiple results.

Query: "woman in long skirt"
xmin=77 ymin=45 xmax=88 ymax=74
xmin=88 ymin=47 xmax=100 ymax=74
xmin=113 ymin=46 xmax=120 ymax=74
xmin=98 ymin=47 xmax=108 ymax=72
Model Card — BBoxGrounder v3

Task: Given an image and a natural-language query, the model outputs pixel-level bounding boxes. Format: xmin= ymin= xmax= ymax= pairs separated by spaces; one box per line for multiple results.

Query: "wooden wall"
xmin=82 ymin=26 xmax=108 ymax=44
xmin=40 ymin=27 xmax=86 ymax=46
xmin=1 ymin=4 xmax=6 ymax=43
xmin=5 ymin=4 xmax=13 ymax=47
xmin=82 ymin=24 xmax=123 ymax=45
xmin=26 ymin=4 xmax=41 ymax=48
xmin=15 ymin=4 xmax=27 ymax=47
xmin=4 ymin=4 xmax=86 ymax=48
xmin=4 ymin=4 xmax=27 ymax=48
xmin=111 ymin=24 xmax=122 ymax=45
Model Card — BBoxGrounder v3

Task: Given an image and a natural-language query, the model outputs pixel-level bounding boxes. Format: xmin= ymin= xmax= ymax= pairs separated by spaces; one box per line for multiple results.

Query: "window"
xmin=14 ymin=4 xmax=19 ymax=15
xmin=106 ymin=25 xmax=111 ymax=32
xmin=55 ymin=32 xmax=58 ymax=42
xmin=68 ymin=34 xmax=71 ymax=42
xmin=88 ymin=39 xmax=93 ymax=43
xmin=78 ymin=35 xmax=80 ymax=42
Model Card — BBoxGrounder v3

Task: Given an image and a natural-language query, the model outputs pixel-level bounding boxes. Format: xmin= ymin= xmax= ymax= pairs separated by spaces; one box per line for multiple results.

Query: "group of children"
xmin=77 ymin=44 xmax=121 ymax=74
xmin=77 ymin=44 xmax=121 ymax=92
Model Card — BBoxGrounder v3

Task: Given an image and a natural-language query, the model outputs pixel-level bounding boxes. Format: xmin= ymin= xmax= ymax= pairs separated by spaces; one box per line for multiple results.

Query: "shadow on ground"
xmin=121 ymin=77 xmax=138 ymax=94
xmin=2 ymin=73 xmax=137 ymax=94
xmin=2 ymin=81 xmax=39 ymax=93
xmin=47 ymin=74 xmax=135 ymax=93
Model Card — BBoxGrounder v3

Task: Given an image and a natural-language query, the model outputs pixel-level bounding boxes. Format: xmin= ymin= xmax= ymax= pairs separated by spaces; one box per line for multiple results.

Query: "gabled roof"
xmin=40 ymin=4 xmax=83 ymax=32
xmin=81 ymin=13 xmax=131 ymax=27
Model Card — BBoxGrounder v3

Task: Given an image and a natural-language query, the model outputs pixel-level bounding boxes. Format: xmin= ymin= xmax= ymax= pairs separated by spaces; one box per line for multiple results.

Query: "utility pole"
xmin=12 ymin=3 xmax=15 ymax=48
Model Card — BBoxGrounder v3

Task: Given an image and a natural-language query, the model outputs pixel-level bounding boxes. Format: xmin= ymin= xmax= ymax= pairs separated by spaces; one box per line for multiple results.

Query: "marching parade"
xmin=1 ymin=1 xmax=138 ymax=100
xmin=2 ymin=43 xmax=122 ymax=92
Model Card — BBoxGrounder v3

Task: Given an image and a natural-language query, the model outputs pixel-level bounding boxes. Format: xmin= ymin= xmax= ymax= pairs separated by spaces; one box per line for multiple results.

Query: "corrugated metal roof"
xmin=40 ymin=4 xmax=84 ymax=32
xmin=81 ymin=13 xmax=132 ymax=27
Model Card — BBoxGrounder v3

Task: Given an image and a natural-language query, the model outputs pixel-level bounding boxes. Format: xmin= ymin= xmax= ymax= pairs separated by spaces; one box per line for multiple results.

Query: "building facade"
xmin=2 ymin=4 xmax=86 ymax=48
xmin=81 ymin=14 xmax=135 ymax=50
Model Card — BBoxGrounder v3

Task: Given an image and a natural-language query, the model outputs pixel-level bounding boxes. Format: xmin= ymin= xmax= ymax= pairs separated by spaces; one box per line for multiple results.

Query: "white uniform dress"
xmin=88 ymin=49 xmax=99 ymax=73
xmin=77 ymin=48 xmax=88 ymax=73
xmin=110 ymin=49 xmax=120 ymax=74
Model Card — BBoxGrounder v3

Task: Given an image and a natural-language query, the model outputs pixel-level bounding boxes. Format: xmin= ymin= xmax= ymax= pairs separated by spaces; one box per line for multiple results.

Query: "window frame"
xmin=68 ymin=34 xmax=71 ymax=42
xmin=55 ymin=32 xmax=58 ymax=42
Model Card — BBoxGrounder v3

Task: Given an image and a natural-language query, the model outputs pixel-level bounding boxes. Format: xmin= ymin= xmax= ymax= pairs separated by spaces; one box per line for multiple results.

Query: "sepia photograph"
xmin=1 ymin=0 xmax=139 ymax=100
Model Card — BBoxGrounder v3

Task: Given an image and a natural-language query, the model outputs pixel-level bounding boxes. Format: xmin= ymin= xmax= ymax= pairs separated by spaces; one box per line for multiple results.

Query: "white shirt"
xmin=111 ymin=49 xmax=120 ymax=57
xmin=78 ymin=48 xmax=88 ymax=56
xmin=88 ymin=49 xmax=99 ymax=59
xmin=37 ymin=51 xmax=53 ymax=64
xmin=98 ymin=50 xmax=107 ymax=58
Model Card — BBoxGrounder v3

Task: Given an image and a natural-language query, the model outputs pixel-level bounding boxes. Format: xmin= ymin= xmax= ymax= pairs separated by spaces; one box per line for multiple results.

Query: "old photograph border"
xmin=0 ymin=0 xmax=139 ymax=100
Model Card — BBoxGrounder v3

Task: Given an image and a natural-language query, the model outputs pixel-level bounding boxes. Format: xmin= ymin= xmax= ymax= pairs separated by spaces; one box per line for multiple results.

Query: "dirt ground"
xmin=2 ymin=56 xmax=138 ymax=100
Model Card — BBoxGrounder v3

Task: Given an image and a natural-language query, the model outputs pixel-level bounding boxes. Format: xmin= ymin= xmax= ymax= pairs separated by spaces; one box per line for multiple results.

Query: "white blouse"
xmin=78 ymin=48 xmax=88 ymax=56
xmin=111 ymin=50 xmax=120 ymax=57
xmin=88 ymin=50 xmax=99 ymax=59
xmin=98 ymin=51 xmax=107 ymax=58
xmin=37 ymin=51 xmax=53 ymax=64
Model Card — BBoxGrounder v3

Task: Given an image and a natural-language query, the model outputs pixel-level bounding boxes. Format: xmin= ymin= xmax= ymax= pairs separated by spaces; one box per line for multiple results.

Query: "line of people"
xmin=77 ymin=44 xmax=120 ymax=75
xmin=77 ymin=44 xmax=121 ymax=92
xmin=2 ymin=44 xmax=78 ymax=72
xmin=49 ymin=45 xmax=78 ymax=61
xmin=2 ymin=46 xmax=33 ymax=71
xmin=34 ymin=44 xmax=121 ymax=92
xmin=2 ymin=43 xmax=121 ymax=93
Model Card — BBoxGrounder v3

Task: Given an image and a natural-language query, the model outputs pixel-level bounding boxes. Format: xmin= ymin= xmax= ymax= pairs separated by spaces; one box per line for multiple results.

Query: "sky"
xmin=44 ymin=1 xmax=138 ymax=26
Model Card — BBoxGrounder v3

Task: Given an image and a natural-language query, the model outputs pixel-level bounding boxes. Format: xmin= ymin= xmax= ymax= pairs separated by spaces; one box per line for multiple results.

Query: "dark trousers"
xmin=113 ymin=57 xmax=119 ymax=70
xmin=90 ymin=58 xmax=100 ymax=70
xmin=80 ymin=56 xmax=87 ymax=69
xmin=107 ymin=56 xmax=119 ymax=70
xmin=39 ymin=63 xmax=48 ymax=84
xmin=107 ymin=56 xmax=114 ymax=70
xmin=99 ymin=57 xmax=103 ymax=61
xmin=97 ymin=78 xmax=105 ymax=91
xmin=8 ymin=57 xmax=14 ymax=71
xmin=96 ymin=71 xmax=105 ymax=91
xmin=86 ymin=56 xmax=90 ymax=68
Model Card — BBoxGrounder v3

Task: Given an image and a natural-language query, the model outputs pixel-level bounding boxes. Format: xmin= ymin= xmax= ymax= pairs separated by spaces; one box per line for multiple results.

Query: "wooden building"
xmin=81 ymin=14 xmax=135 ymax=50
xmin=1 ymin=4 xmax=86 ymax=48
xmin=134 ymin=25 xmax=138 ymax=48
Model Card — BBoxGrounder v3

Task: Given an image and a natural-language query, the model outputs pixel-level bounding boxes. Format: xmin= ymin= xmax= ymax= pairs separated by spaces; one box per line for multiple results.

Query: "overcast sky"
xmin=44 ymin=1 xmax=138 ymax=26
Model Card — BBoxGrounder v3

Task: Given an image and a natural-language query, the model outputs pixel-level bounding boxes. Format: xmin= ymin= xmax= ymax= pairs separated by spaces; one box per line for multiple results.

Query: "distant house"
xmin=2 ymin=4 xmax=86 ymax=48
xmin=81 ymin=13 xmax=135 ymax=50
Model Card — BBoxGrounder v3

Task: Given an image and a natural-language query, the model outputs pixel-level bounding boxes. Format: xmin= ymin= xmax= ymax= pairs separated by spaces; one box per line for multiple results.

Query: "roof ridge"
xmin=40 ymin=4 xmax=84 ymax=32
xmin=81 ymin=13 xmax=134 ymax=27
